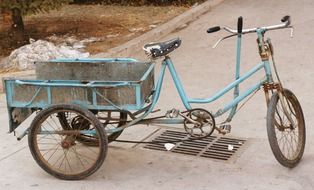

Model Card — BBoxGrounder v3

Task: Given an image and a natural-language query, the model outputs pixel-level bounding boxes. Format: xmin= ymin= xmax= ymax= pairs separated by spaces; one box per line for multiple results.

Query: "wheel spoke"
xmin=267 ymin=90 xmax=305 ymax=167
xmin=64 ymin=149 xmax=73 ymax=173
xmin=71 ymin=146 xmax=86 ymax=169
xmin=41 ymin=143 xmax=61 ymax=158
xmin=29 ymin=105 xmax=107 ymax=180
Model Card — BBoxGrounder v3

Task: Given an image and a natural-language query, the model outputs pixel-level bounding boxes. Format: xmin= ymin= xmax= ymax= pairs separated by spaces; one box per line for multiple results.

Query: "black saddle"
xmin=143 ymin=38 xmax=182 ymax=58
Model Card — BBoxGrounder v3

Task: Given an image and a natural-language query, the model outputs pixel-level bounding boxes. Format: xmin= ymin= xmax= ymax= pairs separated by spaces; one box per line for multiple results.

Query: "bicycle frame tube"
xmin=227 ymin=33 xmax=242 ymax=121
xmin=144 ymin=58 xmax=193 ymax=110
xmin=151 ymin=58 xmax=272 ymax=118
xmin=165 ymin=58 xmax=192 ymax=109
xmin=149 ymin=29 xmax=274 ymax=119
xmin=188 ymin=61 xmax=268 ymax=107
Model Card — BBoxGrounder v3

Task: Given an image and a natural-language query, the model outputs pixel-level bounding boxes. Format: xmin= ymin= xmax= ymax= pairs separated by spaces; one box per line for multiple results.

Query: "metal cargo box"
xmin=7 ymin=58 xmax=155 ymax=110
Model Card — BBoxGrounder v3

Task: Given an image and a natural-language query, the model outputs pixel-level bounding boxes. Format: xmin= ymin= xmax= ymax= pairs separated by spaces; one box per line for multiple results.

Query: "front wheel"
xmin=266 ymin=89 xmax=306 ymax=168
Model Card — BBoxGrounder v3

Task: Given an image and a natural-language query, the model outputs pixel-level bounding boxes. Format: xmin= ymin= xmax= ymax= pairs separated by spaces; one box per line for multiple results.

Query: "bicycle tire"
xmin=266 ymin=89 xmax=306 ymax=168
xmin=28 ymin=104 xmax=107 ymax=180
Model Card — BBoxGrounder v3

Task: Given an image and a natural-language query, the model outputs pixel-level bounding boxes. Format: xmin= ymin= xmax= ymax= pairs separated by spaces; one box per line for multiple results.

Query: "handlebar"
xmin=209 ymin=16 xmax=293 ymax=48
xmin=223 ymin=15 xmax=292 ymax=35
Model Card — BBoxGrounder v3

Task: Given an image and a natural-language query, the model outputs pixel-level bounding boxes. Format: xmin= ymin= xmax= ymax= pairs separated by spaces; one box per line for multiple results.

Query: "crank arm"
xmin=178 ymin=112 xmax=201 ymax=126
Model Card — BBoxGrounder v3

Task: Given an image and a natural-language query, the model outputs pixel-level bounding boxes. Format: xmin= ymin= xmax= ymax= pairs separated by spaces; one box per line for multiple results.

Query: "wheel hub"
xmin=61 ymin=136 xmax=76 ymax=149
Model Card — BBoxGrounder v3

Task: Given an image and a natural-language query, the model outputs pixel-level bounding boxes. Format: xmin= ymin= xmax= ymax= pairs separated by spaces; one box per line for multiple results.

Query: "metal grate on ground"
xmin=143 ymin=130 xmax=246 ymax=161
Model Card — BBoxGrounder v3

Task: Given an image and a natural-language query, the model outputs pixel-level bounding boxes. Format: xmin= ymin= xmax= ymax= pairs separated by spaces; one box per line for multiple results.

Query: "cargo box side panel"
xmin=7 ymin=83 xmax=45 ymax=132
xmin=51 ymin=87 xmax=93 ymax=105
xmin=141 ymin=71 xmax=154 ymax=103
xmin=12 ymin=84 xmax=48 ymax=106
xmin=96 ymin=86 xmax=136 ymax=107
xmin=36 ymin=61 xmax=151 ymax=81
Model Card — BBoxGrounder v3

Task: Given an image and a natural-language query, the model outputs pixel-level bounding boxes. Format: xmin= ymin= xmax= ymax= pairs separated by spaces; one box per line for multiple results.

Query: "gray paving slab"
xmin=1 ymin=0 xmax=314 ymax=189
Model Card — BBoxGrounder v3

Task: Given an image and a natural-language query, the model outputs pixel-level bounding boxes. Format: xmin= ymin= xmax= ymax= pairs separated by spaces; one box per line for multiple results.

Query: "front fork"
xmin=263 ymin=83 xmax=296 ymax=128
xmin=259 ymin=35 xmax=296 ymax=128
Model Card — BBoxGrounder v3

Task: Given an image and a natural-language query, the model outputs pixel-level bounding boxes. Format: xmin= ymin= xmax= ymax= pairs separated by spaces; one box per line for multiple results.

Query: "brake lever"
xmin=212 ymin=34 xmax=237 ymax=48
xmin=289 ymin=26 xmax=294 ymax=38
xmin=280 ymin=25 xmax=294 ymax=38
xmin=213 ymin=38 xmax=223 ymax=48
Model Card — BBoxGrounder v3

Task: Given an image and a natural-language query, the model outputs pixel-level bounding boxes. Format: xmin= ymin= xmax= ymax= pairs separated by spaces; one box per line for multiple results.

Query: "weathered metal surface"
xmin=35 ymin=60 xmax=154 ymax=106
xmin=51 ymin=86 xmax=92 ymax=104
xmin=96 ymin=86 xmax=136 ymax=106
xmin=141 ymin=71 xmax=154 ymax=103
xmin=12 ymin=60 xmax=155 ymax=108
xmin=4 ymin=59 xmax=155 ymax=132
xmin=35 ymin=60 xmax=152 ymax=81
xmin=12 ymin=84 xmax=48 ymax=104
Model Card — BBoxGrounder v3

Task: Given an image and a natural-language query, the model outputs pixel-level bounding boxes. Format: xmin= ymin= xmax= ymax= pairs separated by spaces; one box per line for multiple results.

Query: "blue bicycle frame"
xmin=145 ymin=28 xmax=273 ymax=123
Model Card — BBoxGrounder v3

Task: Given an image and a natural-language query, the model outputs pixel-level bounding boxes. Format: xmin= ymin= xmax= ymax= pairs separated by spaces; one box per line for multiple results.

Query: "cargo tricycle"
xmin=4 ymin=16 xmax=305 ymax=180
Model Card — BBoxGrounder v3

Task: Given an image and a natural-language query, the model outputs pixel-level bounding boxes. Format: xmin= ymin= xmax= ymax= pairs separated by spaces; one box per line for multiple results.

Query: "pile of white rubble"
xmin=6 ymin=39 xmax=90 ymax=70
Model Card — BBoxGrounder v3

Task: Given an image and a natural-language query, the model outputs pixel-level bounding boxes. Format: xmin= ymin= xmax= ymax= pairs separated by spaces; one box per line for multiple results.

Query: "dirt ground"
xmin=0 ymin=5 xmax=188 ymax=58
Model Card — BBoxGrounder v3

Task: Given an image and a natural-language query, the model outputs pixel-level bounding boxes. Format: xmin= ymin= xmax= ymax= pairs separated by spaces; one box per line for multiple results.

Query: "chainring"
xmin=183 ymin=108 xmax=215 ymax=137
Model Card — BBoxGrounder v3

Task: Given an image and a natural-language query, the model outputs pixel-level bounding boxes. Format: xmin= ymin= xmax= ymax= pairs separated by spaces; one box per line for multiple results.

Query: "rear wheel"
xmin=28 ymin=104 xmax=107 ymax=180
xmin=266 ymin=89 xmax=306 ymax=168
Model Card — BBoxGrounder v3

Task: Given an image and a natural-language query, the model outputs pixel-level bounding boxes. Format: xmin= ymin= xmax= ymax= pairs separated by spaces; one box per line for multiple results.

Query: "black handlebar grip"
xmin=207 ymin=26 xmax=221 ymax=33
xmin=237 ymin=16 xmax=243 ymax=34
xmin=281 ymin=15 xmax=290 ymax=22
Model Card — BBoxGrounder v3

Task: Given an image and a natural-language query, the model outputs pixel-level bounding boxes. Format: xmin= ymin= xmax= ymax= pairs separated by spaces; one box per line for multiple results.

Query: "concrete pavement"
xmin=1 ymin=0 xmax=314 ymax=189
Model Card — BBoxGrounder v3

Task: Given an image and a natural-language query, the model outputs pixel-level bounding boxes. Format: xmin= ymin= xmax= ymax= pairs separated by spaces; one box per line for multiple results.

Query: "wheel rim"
xmin=32 ymin=109 xmax=104 ymax=176
xmin=273 ymin=95 xmax=303 ymax=161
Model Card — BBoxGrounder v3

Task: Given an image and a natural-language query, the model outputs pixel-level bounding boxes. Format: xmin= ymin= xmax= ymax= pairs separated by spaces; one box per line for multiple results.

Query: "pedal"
xmin=166 ymin=108 xmax=180 ymax=118
xmin=217 ymin=124 xmax=231 ymax=135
